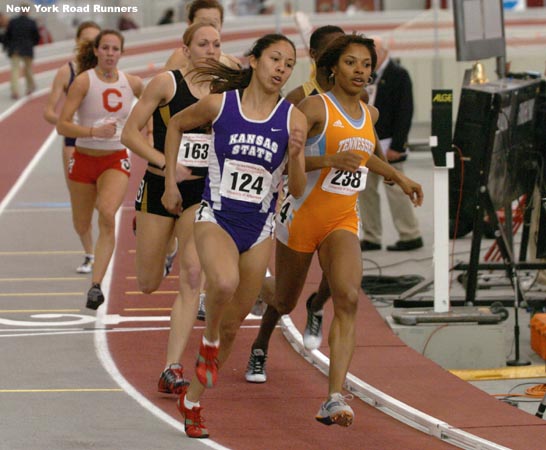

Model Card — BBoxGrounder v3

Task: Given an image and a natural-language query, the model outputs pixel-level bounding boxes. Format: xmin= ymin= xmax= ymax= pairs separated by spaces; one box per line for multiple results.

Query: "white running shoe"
xmin=164 ymin=238 xmax=178 ymax=277
xmin=196 ymin=292 xmax=206 ymax=321
xmin=245 ymin=348 xmax=267 ymax=383
xmin=76 ymin=255 xmax=94 ymax=274
xmin=250 ymin=295 xmax=267 ymax=317
xmin=303 ymin=293 xmax=323 ymax=350
xmin=315 ymin=393 xmax=354 ymax=427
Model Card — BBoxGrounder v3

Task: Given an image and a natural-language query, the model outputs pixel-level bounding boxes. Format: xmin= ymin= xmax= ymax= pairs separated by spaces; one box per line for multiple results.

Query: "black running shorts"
xmin=135 ymin=170 xmax=205 ymax=218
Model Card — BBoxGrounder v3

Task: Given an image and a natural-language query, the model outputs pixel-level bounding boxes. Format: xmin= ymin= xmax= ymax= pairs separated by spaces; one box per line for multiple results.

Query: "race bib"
xmin=178 ymin=133 xmax=211 ymax=167
xmin=220 ymin=159 xmax=272 ymax=204
xmin=321 ymin=166 xmax=368 ymax=195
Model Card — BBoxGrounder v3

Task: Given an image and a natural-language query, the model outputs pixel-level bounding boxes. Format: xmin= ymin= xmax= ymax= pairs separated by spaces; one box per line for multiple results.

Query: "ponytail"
xmin=76 ymin=39 xmax=97 ymax=74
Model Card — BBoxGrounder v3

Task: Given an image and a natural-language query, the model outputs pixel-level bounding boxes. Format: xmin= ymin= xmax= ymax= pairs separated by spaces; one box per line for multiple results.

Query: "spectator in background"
xmin=118 ymin=13 xmax=139 ymax=31
xmin=158 ymin=8 xmax=175 ymax=25
xmin=4 ymin=6 xmax=40 ymax=100
xmin=259 ymin=0 xmax=275 ymax=14
xmin=358 ymin=36 xmax=423 ymax=252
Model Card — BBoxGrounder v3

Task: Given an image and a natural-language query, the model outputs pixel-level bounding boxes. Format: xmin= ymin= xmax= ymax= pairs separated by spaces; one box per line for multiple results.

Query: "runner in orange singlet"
xmin=250 ymin=34 xmax=423 ymax=428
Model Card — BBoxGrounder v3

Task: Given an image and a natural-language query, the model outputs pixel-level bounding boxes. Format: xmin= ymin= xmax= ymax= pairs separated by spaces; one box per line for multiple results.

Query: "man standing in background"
xmin=4 ymin=6 xmax=40 ymax=100
xmin=359 ymin=36 xmax=423 ymax=252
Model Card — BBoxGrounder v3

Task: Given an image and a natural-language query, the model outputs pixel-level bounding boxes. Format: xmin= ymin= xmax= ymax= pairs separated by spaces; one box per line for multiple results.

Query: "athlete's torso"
xmin=204 ymin=89 xmax=292 ymax=215
xmin=299 ymin=91 xmax=375 ymax=213
xmin=76 ymin=69 xmax=135 ymax=150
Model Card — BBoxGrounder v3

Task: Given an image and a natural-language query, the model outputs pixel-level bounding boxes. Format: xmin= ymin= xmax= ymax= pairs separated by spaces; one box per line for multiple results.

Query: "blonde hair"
xmin=182 ymin=20 xmax=219 ymax=46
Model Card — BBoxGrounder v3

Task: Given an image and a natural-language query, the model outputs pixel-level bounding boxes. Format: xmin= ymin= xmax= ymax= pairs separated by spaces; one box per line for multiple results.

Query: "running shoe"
xmin=196 ymin=292 xmax=206 ymax=321
xmin=245 ymin=348 xmax=267 ymax=383
xmin=157 ymin=363 xmax=188 ymax=394
xmin=195 ymin=340 xmax=219 ymax=388
xmin=303 ymin=293 xmax=323 ymax=350
xmin=250 ymin=295 xmax=267 ymax=317
xmin=315 ymin=393 xmax=354 ymax=427
xmin=76 ymin=255 xmax=94 ymax=274
xmin=176 ymin=392 xmax=209 ymax=439
xmin=86 ymin=283 xmax=104 ymax=310
xmin=164 ymin=238 xmax=178 ymax=277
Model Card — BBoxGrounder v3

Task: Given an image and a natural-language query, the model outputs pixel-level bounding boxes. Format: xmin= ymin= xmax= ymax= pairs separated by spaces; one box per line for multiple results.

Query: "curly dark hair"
xmin=317 ymin=34 xmax=377 ymax=78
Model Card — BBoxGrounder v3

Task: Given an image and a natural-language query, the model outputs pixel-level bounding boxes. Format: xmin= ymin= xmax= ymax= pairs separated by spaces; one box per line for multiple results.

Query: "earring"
xmin=328 ymin=72 xmax=335 ymax=84
xmin=367 ymin=76 xmax=374 ymax=84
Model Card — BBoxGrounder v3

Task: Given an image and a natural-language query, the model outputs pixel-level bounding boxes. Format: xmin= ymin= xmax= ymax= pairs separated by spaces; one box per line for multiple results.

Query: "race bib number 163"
xmin=178 ymin=133 xmax=211 ymax=167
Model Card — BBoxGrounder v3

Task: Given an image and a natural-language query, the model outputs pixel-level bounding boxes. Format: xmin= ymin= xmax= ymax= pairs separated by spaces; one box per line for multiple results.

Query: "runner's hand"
xmin=395 ymin=173 xmax=424 ymax=207
xmin=329 ymin=151 xmax=362 ymax=172
xmin=288 ymin=128 xmax=305 ymax=158
xmin=93 ymin=121 xmax=117 ymax=138
xmin=161 ymin=185 xmax=182 ymax=215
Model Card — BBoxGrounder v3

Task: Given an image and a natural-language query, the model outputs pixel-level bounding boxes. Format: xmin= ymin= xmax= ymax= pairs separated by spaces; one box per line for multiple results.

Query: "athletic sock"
xmin=203 ymin=336 xmax=219 ymax=347
xmin=184 ymin=395 xmax=200 ymax=409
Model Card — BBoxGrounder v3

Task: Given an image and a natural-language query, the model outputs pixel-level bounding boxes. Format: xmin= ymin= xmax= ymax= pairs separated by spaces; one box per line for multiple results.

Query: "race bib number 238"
xmin=321 ymin=166 xmax=368 ymax=195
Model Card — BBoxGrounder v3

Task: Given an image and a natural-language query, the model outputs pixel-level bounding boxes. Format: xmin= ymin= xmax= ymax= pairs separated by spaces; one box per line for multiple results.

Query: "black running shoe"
xmin=86 ymin=283 xmax=104 ymax=310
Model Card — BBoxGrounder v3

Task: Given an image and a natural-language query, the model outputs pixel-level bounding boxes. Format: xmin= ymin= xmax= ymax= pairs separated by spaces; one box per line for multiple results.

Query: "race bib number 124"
xmin=220 ymin=159 xmax=272 ymax=204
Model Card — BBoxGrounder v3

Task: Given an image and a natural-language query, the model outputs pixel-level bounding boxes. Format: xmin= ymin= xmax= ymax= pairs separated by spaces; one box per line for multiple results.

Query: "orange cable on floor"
xmin=525 ymin=383 xmax=546 ymax=398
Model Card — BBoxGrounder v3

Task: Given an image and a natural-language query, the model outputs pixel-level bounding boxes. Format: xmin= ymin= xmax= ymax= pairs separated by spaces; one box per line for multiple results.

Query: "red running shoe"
xmin=177 ymin=394 xmax=209 ymax=439
xmin=157 ymin=363 xmax=188 ymax=394
xmin=195 ymin=340 xmax=219 ymax=388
